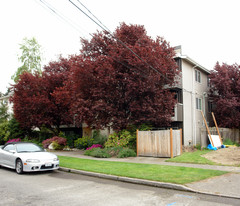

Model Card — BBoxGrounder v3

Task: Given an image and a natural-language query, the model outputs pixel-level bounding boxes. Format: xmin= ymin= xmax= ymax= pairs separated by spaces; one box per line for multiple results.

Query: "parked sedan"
xmin=0 ymin=142 xmax=59 ymax=174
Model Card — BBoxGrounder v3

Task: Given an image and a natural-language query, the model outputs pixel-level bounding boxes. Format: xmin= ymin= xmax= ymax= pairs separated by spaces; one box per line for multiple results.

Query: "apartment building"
xmin=172 ymin=46 xmax=210 ymax=146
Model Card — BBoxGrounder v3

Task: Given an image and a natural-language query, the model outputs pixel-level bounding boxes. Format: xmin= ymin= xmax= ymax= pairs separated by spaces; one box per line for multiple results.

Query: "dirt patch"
xmin=202 ymin=147 xmax=240 ymax=166
xmin=182 ymin=146 xmax=197 ymax=153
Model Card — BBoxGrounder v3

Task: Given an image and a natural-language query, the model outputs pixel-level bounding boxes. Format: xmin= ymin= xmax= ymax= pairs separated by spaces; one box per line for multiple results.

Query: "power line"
xmin=69 ymin=0 xmax=174 ymax=84
xmin=37 ymin=0 xmax=90 ymax=38
xmin=36 ymin=0 xmax=150 ymax=79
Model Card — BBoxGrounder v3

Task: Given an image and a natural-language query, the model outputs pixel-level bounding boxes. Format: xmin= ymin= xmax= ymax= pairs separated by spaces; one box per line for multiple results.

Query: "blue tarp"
xmin=207 ymin=144 xmax=226 ymax=150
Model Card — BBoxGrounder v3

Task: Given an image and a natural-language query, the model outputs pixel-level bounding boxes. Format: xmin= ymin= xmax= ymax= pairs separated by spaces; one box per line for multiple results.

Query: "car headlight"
xmin=53 ymin=158 xmax=59 ymax=161
xmin=26 ymin=159 xmax=40 ymax=163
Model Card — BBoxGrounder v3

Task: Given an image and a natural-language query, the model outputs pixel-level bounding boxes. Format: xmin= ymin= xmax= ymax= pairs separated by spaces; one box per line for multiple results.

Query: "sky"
xmin=1 ymin=0 xmax=240 ymax=94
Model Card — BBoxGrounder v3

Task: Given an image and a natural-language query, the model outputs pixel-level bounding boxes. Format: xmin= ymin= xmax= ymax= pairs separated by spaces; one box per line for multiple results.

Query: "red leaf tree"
xmin=11 ymin=57 xmax=73 ymax=134
xmin=209 ymin=62 xmax=240 ymax=128
xmin=69 ymin=23 xmax=178 ymax=130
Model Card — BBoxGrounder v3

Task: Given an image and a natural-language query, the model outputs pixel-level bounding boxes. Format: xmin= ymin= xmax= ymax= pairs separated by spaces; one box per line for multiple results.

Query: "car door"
xmin=0 ymin=144 xmax=16 ymax=168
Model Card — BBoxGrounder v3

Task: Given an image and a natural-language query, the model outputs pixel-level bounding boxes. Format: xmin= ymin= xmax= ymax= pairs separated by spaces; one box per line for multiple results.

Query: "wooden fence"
xmin=137 ymin=129 xmax=182 ymax=158
xmin=200 ymin=127 xmax=240 ymax=147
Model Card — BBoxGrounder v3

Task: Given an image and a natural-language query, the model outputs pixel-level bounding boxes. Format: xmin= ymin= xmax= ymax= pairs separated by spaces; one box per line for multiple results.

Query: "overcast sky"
xmin=1 ymin=0 xmax=240 ymax=93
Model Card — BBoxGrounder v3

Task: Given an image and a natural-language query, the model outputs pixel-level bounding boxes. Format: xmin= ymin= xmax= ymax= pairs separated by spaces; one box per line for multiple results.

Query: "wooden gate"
xmin=137 ymin=129 xmax=182 ymax=158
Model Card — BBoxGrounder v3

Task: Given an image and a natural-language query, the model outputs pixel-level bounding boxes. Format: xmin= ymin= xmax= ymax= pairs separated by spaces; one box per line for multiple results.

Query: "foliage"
xmin=84 ymin=147 xmax=111 ymax=158
xmin=105 ymin=130 xmax=133 ymax=148
xmin=59 ymin=156 xmax=227 ymax=184
xmin=22 ymin=137 xmax=43 ymax=147
xmin=69 ymin=23 xmax=177 ymax=131
xmin=117 ymin=148 xmax=136 ymax=158
xmin=84 ymin=146 xmax=136 ymax=158
xmin=194 ymin=144 xmax=202 ymax=150
xmin=209 ymin=63 xmax=240 ymax=129
xmin=6 ymin=138 xmax=21 ymax=143
xmin=74 ymin=136 xmax=94 ymax=149
xmin=92 ymin=130 xmax=108 ymax=145
xmin=11 ymin=57 xmax=73 ymax=134
xmin=86 ymin=144 xmax=102 ymax=150
xmin=12 ymin=37 xmax=42 ymax=83
xmin=0 ymin=101 xmax=9 ymax=123
xmin=223 ymin=138 xmax=239 ymax=146
xmin=42 ymin=136 xmax=67 ymax=149
xmin=0 ymin=121 xmax=10 ymax=144
xmin=7 ymin=117 xmax=25 ymax=139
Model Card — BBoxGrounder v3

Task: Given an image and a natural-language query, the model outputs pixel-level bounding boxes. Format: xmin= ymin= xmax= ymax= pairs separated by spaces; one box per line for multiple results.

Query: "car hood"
xmin=17 ymin=152 xmax=58 ymax=161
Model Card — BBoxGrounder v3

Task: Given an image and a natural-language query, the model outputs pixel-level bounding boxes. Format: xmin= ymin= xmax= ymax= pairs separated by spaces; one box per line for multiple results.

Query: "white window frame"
xmin=196 ymin=98 xmax=202 ymax=110
xmin=195 ymin=70 xmax=201 ymax=83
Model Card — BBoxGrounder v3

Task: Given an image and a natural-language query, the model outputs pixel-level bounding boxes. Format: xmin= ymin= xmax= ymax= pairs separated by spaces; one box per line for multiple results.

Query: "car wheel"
xmin=16 ymin=159 xmax=23 ymax=174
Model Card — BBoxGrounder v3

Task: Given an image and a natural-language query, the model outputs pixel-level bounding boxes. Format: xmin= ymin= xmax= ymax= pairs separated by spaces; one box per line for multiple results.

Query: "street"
xmin=0 ymin=167 xmax=239 ymax=206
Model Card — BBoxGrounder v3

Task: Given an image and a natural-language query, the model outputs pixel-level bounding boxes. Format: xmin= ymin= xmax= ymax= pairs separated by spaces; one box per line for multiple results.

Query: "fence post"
xmin=170 ymin=128 xmax=173 ymax=158
xmin=136 ymin=129 xmax=139 ymax=157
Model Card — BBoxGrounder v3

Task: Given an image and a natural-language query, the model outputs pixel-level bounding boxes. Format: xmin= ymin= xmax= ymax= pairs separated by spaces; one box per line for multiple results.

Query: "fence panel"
xmin=200 ymin=127 xmax=240 ymax=147
xmin=137 ymin=129 xmax=181 ymax=158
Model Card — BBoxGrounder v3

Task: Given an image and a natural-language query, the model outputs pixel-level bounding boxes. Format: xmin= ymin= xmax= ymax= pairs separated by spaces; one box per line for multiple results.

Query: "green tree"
xmin=0 ymin=101 xmax=9 ymax=123
xmin=0 ymin=102 xmax=10 ymax=144
xmin=12 ymin=37 xmax=42 ymax=82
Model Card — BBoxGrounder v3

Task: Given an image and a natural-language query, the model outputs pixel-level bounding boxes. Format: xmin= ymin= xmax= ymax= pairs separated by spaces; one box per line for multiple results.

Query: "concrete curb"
xmin=59 ymin=167 xmax=240 ymax=199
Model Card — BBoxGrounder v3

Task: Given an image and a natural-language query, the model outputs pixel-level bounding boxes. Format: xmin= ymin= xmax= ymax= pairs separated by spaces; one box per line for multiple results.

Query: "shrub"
xmin=92 ymin=130 xmax=108 ymax=145
xmin=117 ymin=148 xmax=136 ymax=158
xmin=42 ymin=136 xmax=67 ymax=149
xmin=84 ymin=148 xmax=111 ymax=158
xmin=86 ymin=144 xmax=102 ymax=150
xmin=74 ymin=136 xmax=94 ymax=149
xmin=84 ymin=147 xmax=136 ymax=158
xmin=105 ymin=130 xmax=133 ymax=148
xmin=6 ymin=138 xmax=21 ymax=143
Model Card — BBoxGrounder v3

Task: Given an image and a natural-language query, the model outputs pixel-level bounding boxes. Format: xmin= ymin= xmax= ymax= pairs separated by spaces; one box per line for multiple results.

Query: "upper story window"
xmin=207 ymin=76 xmax=210 ymax=87
xmin=195 ymin=70 xmax=201 ymax=83
xmin=196 ymin=98 xmax=202 ymax=110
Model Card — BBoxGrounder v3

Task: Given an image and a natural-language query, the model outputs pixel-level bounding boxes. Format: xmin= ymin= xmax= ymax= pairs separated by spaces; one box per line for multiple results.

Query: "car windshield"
xmin=16 ymin=144 xmax=44 ymax=153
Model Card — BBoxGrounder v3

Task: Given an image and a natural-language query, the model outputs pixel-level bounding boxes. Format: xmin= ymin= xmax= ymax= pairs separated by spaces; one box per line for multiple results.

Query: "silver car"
xmin=0 ymin=142 xmax=59 ymax=174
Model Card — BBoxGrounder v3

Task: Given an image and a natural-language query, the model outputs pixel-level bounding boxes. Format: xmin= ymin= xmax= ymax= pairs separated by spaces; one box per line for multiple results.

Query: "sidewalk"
xmin=52 ymin=150 xmax=240 ymax=199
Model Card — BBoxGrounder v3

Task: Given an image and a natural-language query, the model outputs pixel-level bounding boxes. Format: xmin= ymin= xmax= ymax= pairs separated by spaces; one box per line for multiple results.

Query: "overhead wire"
xmin=69 ymin=0 xmax=197 ymax=95
xmin=37 ymin=0 xmax=90 ymax=39
xmin=37 ymin=0 xmax=150 ymax=79
xmin=69 ymin=0 xmax=174 ymax=84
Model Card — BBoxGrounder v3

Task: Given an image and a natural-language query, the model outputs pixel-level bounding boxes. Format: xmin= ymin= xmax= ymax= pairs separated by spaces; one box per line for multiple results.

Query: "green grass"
xmin=166 ymin=150 xmax=217 ymax=165
xmin=58 ymin=156 xmax=227 ymax=185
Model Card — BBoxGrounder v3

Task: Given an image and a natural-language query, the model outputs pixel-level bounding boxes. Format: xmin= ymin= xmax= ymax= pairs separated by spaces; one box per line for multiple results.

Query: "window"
xmin=207 ymin=76 xmax=210 ymax=87
xmin=196 ymin=98 xmax=202 ymax=110
xmin=195 ymin=70 xmax=201 ymax=83
xmin=3 ymin=144 xmax=14 ymax=152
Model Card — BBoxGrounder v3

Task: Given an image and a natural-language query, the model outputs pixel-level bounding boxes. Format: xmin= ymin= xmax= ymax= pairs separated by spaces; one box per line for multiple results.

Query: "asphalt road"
xmin=0 ymin=167 xmax=239 ymax=206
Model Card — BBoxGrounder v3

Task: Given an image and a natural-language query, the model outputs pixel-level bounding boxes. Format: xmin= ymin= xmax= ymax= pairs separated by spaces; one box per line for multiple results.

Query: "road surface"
xmin=0 ymin=167 xmax=239 ymax=206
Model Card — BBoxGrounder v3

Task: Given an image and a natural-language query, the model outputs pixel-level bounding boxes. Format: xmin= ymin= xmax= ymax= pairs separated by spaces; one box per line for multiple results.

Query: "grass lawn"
xmin=165 ymin=150 xmax=217 ymax=165
xmin=58 ymin=156 xmax=227 ymax=185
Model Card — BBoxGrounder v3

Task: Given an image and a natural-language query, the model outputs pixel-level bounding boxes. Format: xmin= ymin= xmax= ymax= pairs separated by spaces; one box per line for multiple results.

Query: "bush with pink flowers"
xmin=86 ymin=144 xmax=102 ymax=150
xmin=6 ymin=138 xmax=21 ymax=143
xmin=42 ymin=136 xmax=67 ymax=149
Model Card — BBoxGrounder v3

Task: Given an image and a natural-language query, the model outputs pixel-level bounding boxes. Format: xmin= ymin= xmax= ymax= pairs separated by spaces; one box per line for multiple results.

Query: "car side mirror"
xmin=9 ymin=150 xmax=16 ymax=154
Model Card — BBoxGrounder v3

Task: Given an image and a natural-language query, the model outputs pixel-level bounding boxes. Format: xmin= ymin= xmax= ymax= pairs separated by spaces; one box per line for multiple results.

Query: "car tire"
xmin=16 ymin=159 xmax=23 ymax=174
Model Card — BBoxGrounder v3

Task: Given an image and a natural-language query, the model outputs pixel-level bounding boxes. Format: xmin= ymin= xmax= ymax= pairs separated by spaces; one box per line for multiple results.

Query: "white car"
xmin=0 ymin=142 xmax=59 ymax=174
